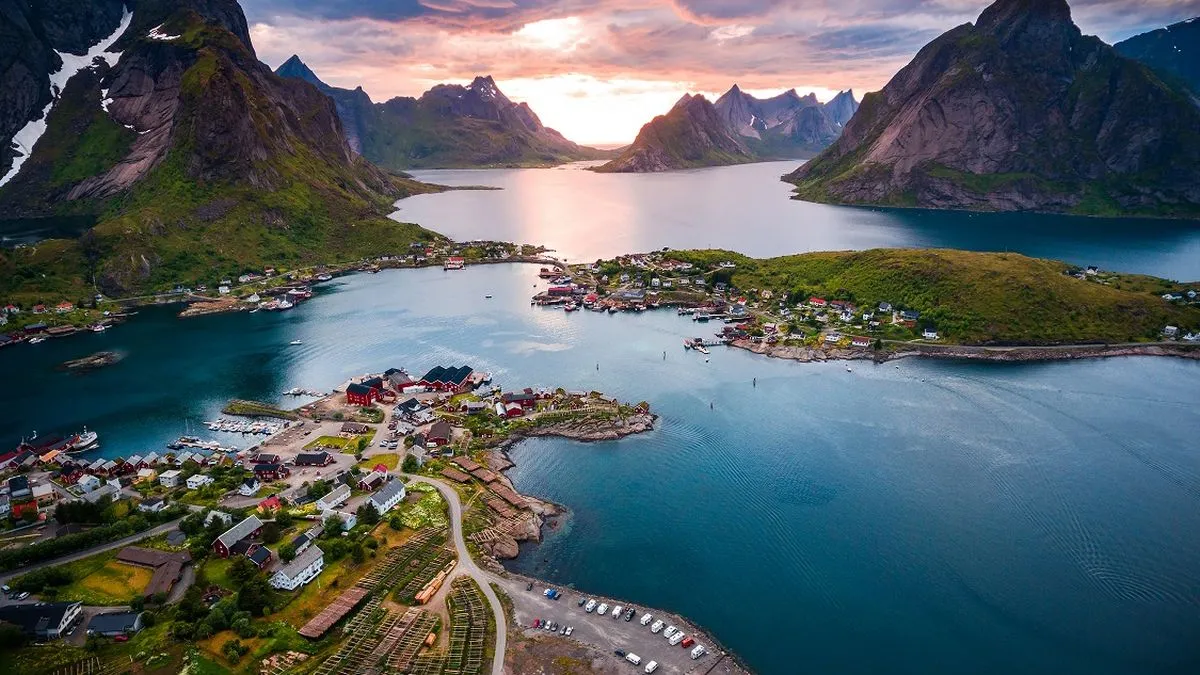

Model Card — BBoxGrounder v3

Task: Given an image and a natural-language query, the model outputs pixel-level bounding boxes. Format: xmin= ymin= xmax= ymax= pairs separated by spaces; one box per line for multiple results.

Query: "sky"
xmin=243 ymin=0 xmax=1200 ymax=145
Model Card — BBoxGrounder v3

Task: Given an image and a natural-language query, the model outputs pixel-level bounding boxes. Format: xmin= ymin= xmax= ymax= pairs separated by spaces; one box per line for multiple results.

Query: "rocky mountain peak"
xmin=976 ymin=0 xmax=1078 ymax=54
xmin=276 ymin=54 xmax=327 ymax=89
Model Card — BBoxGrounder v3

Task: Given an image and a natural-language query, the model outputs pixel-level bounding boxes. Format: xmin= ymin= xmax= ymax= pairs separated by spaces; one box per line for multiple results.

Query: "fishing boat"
xmin=564 ymin=302 xmax=578 ymax=312
xmin=68 ymin=427 xmax=99 ymax=452
xmin=91 ymin=324 xmax=108 ymax=333
xmin=29 ymin=337 xmax=46 ymax=344
xmin=315 ymin=273 xmax=333 ymax=282
xmin=608 ymin=306 xmax=619 ymax=314
xmin=485 ymin=294 xmax=493 ymax=299
xmin=277 ymin=299 xmax=294 ymax=310
xmin=289 ymin=340 xmax=303 ymax=346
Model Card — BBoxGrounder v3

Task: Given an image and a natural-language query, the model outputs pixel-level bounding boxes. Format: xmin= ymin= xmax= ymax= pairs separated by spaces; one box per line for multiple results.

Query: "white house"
xmin=325 ymin=511 xmax=356 ymax=531
xmin=368 ymin=480 xmax=406 ymax=515
xmin=186 ymin=474 xmax=214 ymax=490
xmin=138 ymin=497 xmax=167 ymax=513
xmin=76 ymin=474 xmax=102 ymax=493
xmin=1163 ymin=325 xmax=1179 ymax=337
xmin=923 ymin=328 xmax=940 ymax=340
xmin=270 ymin=545 xmax=325 ymax=590
xmin=316 ymin=484 xmax=350 ymax=511
xmin=158 ymin=470 xmax=182 ymax=488
xmin=204 ymin=510 xmax=233 ymax=527
xmin=239 ymin=477 xmax=261 ymax=496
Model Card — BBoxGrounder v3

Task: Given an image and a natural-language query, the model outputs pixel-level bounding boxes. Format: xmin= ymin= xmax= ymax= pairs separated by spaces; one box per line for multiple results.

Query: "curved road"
xmin=405 ymin=474 xmax=508 ymax=675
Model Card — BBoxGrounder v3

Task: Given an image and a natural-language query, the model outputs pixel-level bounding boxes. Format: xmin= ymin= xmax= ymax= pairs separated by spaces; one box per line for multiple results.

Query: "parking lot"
xmin=497 ymin=575 xmax=745 ymax=675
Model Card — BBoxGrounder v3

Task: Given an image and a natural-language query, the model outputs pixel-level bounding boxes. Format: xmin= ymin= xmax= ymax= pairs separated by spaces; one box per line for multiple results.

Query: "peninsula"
xmin=544 ymin=248 xmax=1200 ymax=361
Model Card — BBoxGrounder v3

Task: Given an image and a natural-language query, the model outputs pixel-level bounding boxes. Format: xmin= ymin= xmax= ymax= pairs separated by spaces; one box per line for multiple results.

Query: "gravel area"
xmin=496 ymin=575 xmax=750 ymax=675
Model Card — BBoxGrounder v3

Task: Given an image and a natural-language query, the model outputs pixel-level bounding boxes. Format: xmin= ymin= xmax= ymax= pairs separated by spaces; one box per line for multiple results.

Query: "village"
xmin=0 ymin=360 xmax=742 ymax=675
xmin=0 ymin=240 xmax=553 ymax=347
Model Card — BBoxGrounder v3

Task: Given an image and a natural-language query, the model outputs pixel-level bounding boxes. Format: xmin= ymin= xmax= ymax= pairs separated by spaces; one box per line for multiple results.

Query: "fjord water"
xmin=397 ymin=161 xmax=1200 ymax=280
xmin=3 ymin=264 xmax=1198 ymax=675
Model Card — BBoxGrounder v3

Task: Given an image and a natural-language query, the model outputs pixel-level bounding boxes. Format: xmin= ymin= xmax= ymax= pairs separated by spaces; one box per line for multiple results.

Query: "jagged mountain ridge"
xmin=274 ymin=56 xmax=607 ymax=169
xmin=786 ymin=0 xmax=1200 ymax=218
xmin=598 ymin=85 xmax=858 ymax=173
xmin=0 ymin=0 xmax=440 ymax=299
xmin=1115 ymin=17 xmax=1200 ymax=97
xmin=595 ymin=93 xmax=754 ymax=173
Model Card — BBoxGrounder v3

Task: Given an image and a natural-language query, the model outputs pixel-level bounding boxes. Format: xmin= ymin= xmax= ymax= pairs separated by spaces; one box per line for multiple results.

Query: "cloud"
xmin=242 ymin=0 xmax=1200 ymax=144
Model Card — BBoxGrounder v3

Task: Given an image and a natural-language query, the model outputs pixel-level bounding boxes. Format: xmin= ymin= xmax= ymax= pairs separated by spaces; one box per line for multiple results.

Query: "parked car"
xmin=526 ymin=582 xmax=534 ymax=591
xmin=577 ymin=597 xmax=587 ymax=607
xmin=533 ymin=619 xmax=541 ymax=628
xmin=15 ymin=592 xmax=29 ymax=601
xmin=614 ymin=649 xmax=626 ymax=657
xmin=644 ymin=661 xmax=659 ymax=673
xmin=624 ymin=608 xmax=636 ymax=621
xmin=611 ymin=605 xmax=623 ymax=618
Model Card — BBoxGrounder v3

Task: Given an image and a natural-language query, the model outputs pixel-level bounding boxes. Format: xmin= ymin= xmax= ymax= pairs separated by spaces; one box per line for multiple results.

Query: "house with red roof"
xmin=808 ymin=297 xmax=827 ymax=307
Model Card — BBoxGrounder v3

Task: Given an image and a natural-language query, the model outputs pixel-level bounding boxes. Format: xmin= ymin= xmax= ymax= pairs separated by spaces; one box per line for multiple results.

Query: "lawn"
xmin=360 ymin=453 xmax=399 ymax=470
xmin=18 ymin=550 xmax=150 ymax=606
xmin=203 ymin=556 xmax=236 ymax=591
xmin=304 ymin=432 xmax=374 ymax=453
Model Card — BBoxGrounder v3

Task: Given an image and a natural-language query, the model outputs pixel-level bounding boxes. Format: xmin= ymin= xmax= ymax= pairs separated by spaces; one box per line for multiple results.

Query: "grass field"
xmin=18 ymin=550 xmax=150 ymax=606
xmin=671 ymin=248 xmax=1200 ymax=344
xmin=304 ymin=432 xmax=374 ymax=452
xmin=360 ymin=453 xmax=399 ymax=470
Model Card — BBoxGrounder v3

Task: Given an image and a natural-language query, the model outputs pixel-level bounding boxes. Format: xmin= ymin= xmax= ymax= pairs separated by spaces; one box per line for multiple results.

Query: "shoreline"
xmin=729 ymin=338 xmax=1200 ymax=364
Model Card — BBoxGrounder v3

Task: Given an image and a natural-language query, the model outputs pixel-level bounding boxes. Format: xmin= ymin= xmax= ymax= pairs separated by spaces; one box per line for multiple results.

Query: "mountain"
xmin=0 ymin=0 xmax=441 ymax=300
xmin=598 ymin=85 xmax=857 ymax=173
xmin=275 ymin=57 xmax=607 ymax=169
xmin=1115 ymin=18 xmax=1200 ymax=97
xmin=786 ymin=0 xmax=1200 ymax=218
xmin=713 ymin=85 xmax=859 ymax=158
xmin=596 ymin=88 xmax=856 ymax=173
xmin=594 ymin=94 xmax=754 ymax=173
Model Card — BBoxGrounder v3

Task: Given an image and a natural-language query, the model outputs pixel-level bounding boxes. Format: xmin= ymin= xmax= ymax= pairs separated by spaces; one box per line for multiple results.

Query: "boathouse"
xmin=418 ymin=365 xmax=475 ymax=393
xmin=253 ymin=463 xmax=289 ymax=481
xmin=345 ymin=382 xmax=378 ymax=406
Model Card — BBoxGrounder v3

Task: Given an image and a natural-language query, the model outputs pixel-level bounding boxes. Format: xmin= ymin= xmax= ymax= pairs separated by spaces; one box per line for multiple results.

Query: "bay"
xmin=2 ymin=263 xmax=1198 ymax=675
xmin=396 ymin=161 xmax=1200 ymax=280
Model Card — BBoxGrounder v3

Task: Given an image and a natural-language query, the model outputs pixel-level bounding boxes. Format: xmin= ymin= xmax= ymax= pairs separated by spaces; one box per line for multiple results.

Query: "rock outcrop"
xmin=275 ymin=57 xmax=607 ymax=169
xmin=786 ymin=0 xmax=1200 ymax=218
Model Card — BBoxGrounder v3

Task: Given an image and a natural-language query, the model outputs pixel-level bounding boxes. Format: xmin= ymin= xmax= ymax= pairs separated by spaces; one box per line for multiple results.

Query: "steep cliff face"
xmin=275 ymin=59 xmax=606 ymax=168
xmin=713 ymin=85 xmax=858 ymax=159
xmin=0 ymin=0 xmax=439 ymax=298
xmin=595 ymin=94 xmax=753 ymax=173
xmin=787 ymin=0 xmax=1200 ymax=217
xmin=1115 ymin=17 xmax=1200 ymax=96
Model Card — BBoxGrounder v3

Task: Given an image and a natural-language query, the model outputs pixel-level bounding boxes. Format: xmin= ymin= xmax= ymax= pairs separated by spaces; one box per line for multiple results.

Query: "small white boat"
xmin=846 ymin=366 xmax=852 ymax=372
xmin=277 ymin=299 xmax=294 ymax=310
xmin=289 ymin=340 xmax=303 ymax=346
xmin=91 ymin=324 xmax=108 ymax=332
xmin=485 ymin=294 xmax=493 ymax=299
xmin=29 ymin=337 xmax=45 ymax=344
xmin=249 ymin=308 xmax=259 ymax=314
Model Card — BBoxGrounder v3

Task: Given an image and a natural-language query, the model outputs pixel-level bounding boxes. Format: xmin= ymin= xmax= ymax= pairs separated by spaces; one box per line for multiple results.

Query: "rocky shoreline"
xmin=469 ymin=412 xmax=656 ymax=563
xmin=730 ymin=338 xmax=1200 ymax=364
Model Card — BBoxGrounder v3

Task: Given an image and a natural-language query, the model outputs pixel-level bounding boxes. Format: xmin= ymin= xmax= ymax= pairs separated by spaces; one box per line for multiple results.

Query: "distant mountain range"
xmin=597 ymin=85 xmax=858 ymax=172
xmin=1115 ymin=17 xmax=1200 ymax=97
xmin=787 ymin=0 xmax=1200 ymax=218
xmin=275 ymin=56 xmax=607 ymax=169
xmin=0 ymin=0 xmax=441 ymax=300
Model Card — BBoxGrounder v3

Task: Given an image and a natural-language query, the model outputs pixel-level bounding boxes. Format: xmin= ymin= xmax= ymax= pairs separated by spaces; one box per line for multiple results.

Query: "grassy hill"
xmin=671 ymin=248 xmax=1200 ymax=344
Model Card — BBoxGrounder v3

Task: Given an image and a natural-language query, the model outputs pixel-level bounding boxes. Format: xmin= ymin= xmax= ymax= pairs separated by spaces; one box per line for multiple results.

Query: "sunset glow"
xmin=244 ymin=0 xmax=1200 ymax=146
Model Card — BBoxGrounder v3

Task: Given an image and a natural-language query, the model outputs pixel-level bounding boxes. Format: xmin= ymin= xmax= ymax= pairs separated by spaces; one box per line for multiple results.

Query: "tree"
xmin=306 ymin=480 xmax=331 ymax=500
xmin=351 ymin=542 xmax=366 ymax=564
xmin=279 ymin=544 xmax=297 ymax=563
xmin=388 ymin=515 xmax=404 ymax=531
xmin=323 ymin=514 xmax=344 ymax=535
xmin=356 ymin=436 xmax=369 ymax=453
xmin=228 ymin=556 xmax=259 ymax=587
xmin=356 ymin=502 xmax=380 ymax=527
xmin=261 ymin=522 xmax=281 ymax=544
xmin=402 ymin=454 xmax=419 ymax=474
xmin=275 ymin=511 xmax=294 ymax=528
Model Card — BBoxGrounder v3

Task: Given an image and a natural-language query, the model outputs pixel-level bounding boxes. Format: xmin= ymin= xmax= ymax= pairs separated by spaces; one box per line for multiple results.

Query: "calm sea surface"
xmin=3 ymin=262 xmax=1197 ymax=675
xmin=398 ymin=161 xmax=1200 ymax=280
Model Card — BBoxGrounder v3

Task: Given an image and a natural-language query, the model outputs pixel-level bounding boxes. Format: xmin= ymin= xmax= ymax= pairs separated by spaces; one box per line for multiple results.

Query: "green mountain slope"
xmin=672 ymin=248 xmax=1200 ymax=344
xmin=1115 ymin=17 xmax=1200 ymax=96
xmin=0 ymin=0 xmax=443 ymax=302
xmin=595 ymin=94 xmax=754 ymax=172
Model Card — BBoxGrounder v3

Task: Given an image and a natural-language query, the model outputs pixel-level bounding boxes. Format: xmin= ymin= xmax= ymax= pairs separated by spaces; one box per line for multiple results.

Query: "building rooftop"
xmin=275 ymin=544 xmax=323 ymax=579
xmin=86 ymin=611 xmax=141 ymax=634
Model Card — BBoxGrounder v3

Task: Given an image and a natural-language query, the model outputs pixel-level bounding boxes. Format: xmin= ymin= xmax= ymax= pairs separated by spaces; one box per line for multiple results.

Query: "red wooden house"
xmin=252 ymin=463 xmax=289 ymax=481
xmin=346 ymin=382 xmax=378 ymax=406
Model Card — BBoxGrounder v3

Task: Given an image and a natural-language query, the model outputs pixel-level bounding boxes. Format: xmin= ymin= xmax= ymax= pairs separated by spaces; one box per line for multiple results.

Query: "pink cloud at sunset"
xmin=243 ymin=0 xmax=1200 ymax=145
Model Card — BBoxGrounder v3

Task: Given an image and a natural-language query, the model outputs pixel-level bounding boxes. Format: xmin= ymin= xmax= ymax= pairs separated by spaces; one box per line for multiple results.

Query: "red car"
xmin=532 ymin=619 xmax=541 ymax=628
xmin=114 ymin=635 xmax=129 ymax=642
xmin=681 ymin=637 xmax=695 ymax=648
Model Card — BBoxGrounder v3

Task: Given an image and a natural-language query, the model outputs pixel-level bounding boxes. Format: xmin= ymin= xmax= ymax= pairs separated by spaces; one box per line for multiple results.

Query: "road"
xmin=0 ymin=515 xmax=189 ymax=590
xmin=404 ymin=474 xmax=507 ymax=675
